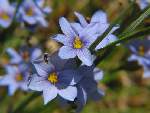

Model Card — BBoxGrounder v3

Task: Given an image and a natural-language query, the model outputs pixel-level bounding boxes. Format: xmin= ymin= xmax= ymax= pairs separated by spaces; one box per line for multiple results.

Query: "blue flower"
xmin=53 ymin=17 xmax=100 ymax=66
xmin=6 ymin=47 xmax=42 ymax=78
xmin=17 ymin=0 xmax=51 ymax=27
xmin=128 ymin=39 xmax=150 ymax=78
xmin=137 ymin=0 xmax=150 ymax=10
xmin=0 ymin=65 xmax=28 ymax=95
xmin=58 ymin=66 xmax=104 ymax=112
xmin=72 ymin=11 xmax=119 ymax=50
xmin=75 ymin=66 xmax=104 ymax=112
xmin=0 ymin=0 xmax=15 ymax=28
xmin=28 ymin=52 xmax=78 ymax=104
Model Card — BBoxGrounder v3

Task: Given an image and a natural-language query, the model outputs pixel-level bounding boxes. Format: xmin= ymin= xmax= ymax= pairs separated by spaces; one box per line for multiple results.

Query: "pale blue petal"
xmin=30 ymin=48 xmax=42 ymax=61
xmin=94 ymin=68 xmax=103 ymax=81
xmin=33 ymin=58 xmax=54 ymax=76
xmin=139 ymin=0 xmax=149 ymax=9
xmin=0 ymin=0 xmax=10 ymax=10
xmin=58 ymin=46 xmax=77 ymax=59
xmin=19 ymin=82 xmax=28 ymax=91
xmin=0 ymin=75 xmax=10 ymax=85
xmin=74 ymin=12 xmax=88 ymax=27
xmin=52 ymin=34 xmax=72 ymax=46
xmin=143 ymin=67 xmax=150 ymax=78
xmin=6 ymin=48 xmax=22 ymax=64
xmin=43 ymin=85 xmax=58 ymax=104
xmin=28 ymin=74 xmax=49 ymax=91
xmin=77 ymin=48 xmax=93 ymax=66
xmin=91 ymin=10 xmax=107 ymax=24
xmin=23 ymin=15 xmax=37 ymax=25
xmin=71 ymin=22 xmax=83 ymax=35
xmin=8 ymin=83 xmax=18 ymax=96
xmin=0 ymin=19 xmax=11 ymax=28
xmin=43 ymin=7 xmax=52 ymax=14
xmin=59 ymin=17 xmax=76 ymax=38
xmin=4 ymin=65 xmax=18 ymax=75
xmin=36 ymin=16 xmax=48 ymax=27
xmin=58 ymin=86 xmax=77 ymax=101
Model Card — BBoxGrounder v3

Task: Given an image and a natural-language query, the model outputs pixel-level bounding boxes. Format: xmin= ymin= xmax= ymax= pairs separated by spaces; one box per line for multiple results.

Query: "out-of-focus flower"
xmin=72 ymin=11 xmax=119 ymax=50
xmin=0 ymin=0 xmax=15 ymax=28
xmin=17 ymin=0 xmax=51 ymax=27
xmin=128 ymin=39 xmax=150 ymax=78
xmin=136 ymin=0 xmax=150 ymax=10
xmin=6 ymin=46 xmax=42 ymax=78
xmin=0 ymin=65 xmax=28 ymax=95
xmin=34 ymin=0 xmax=52 ymax=14
xmin=53 ymin=17 xmax=99 ymax=66
xmin=6 ymin=46 xmax=42 ymax=64
xmin=29 ymin=53 xmax=78 ymax=104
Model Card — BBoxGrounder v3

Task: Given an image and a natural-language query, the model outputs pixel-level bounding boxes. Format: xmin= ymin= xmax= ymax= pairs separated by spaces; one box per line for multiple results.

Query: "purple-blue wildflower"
xmin=72 ymin=10 xmax=119 ymax=50
xmin=53 ymin=17 xmax=100 ymax=66
xmin=28 ymin=53 xmax=78 ymax=104
xmin=0 ymin=0 xmax=15 ymax=28
xmin=58 ymin=66 xmax=104 ymax=112
xmin=17 ymin=0 xmax=51 ymax=27
xmin=53 ymin=11 xmax=119 ymax=66
xmin=0 ymin=65 xmax=28 ymax=95
xmin=128 ymin=39 xmax=150 ymax=78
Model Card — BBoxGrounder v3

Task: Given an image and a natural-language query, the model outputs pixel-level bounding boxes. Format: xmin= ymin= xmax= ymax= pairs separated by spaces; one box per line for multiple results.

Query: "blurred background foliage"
xmin=0 ymin=0 xmax=150 ymax=113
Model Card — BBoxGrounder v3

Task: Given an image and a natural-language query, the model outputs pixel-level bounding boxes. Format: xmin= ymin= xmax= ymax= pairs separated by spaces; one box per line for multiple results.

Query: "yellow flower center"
xmin=73 ymin=37 xmax=83 ymax=49
xmin=15 ymin=74 xmax=23 ymax=81
xmin=48 ymin=72 xmax=58 ymax=84
xmin=139 ymin=46 xmax=145 ymax=56
xmin=0 ymin=12 xmax=10 ymax=20
xmin=26 ymin=7 xmax=34 ymax=16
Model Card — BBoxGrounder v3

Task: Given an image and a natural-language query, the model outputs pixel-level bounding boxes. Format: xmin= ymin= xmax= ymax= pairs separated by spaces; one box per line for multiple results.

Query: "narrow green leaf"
xmin=12 ymin=93 xmax=40 ymax=113
xmin=95 ymin=26 xmax=150 ymax=56
xmin=120 ymin=6 xmax=150 ymax=37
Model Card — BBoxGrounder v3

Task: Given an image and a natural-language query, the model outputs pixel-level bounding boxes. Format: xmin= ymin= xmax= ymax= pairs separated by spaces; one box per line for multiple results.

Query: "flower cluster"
xmin=0 ymin=46 xmax=42 ymax=95
xmin=28 ymin=52 xmax=104 ymax=112
xmin=0 ymin=3 xmax=149 ymax=112
xmin=128 ymin=39 xmax=150 ymax=78
xmin=0 ymin=0 xmax=51 ymax=28
xmin=0 ymin=9 xmax=120 ymax=112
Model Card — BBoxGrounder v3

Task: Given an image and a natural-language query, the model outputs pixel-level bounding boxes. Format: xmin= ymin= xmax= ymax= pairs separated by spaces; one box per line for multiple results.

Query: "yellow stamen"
xmin=0 ymin=12 xmax=10 ymax=20
xmin=48 ymin=72 xmax=58 ymax=84
xmin=139 ymin=46 xmax=145 ymax=56
xmin=73 ymin=37 xmax=83 ymax=49
xmin=26 ymin=7 xmax=34 ymax=16
xmin=15 ymin=74 xmax=23 ymax=81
